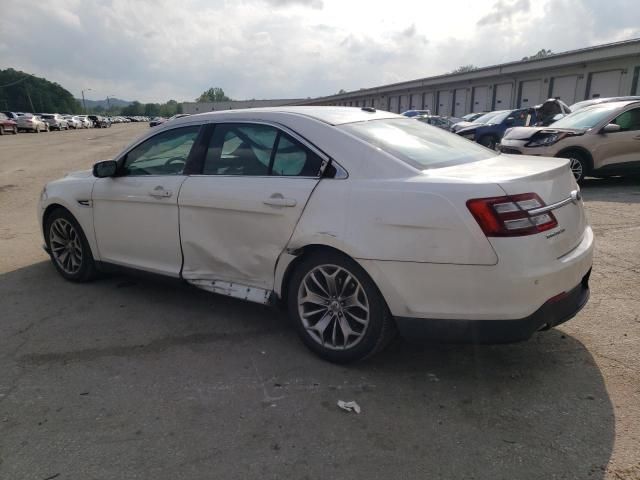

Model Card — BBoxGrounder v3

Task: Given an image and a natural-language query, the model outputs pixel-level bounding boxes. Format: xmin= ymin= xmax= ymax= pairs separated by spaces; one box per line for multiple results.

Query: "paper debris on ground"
xmin=337 ymin=400 xmax=361 ymax=414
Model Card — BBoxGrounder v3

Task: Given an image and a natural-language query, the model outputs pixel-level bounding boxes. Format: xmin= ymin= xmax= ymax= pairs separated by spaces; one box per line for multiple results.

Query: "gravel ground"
xmin=0 ymin=124 xmax=639 ymax=480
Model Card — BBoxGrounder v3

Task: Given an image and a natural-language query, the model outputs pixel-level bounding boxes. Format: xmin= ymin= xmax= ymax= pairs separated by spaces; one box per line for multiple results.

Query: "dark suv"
xmin=88 ymin=115 xmax=112 ymax=128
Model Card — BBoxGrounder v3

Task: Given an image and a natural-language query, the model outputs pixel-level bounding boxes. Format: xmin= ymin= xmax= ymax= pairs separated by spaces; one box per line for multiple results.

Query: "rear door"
xmin=178 ymin=122 xmax=325 ymax=290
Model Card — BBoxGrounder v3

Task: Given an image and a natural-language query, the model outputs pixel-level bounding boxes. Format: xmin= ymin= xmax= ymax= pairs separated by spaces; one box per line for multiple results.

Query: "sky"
xmin=0 ymin=0 xmax=639 ymax=103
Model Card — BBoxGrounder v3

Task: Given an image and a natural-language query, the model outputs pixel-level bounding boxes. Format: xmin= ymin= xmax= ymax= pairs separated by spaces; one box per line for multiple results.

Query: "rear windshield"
xmin=340 ymin=118 xmax=495 ymax=170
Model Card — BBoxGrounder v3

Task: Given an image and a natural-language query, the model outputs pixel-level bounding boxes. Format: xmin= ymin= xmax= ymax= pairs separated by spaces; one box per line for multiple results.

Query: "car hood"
xmin=65 ymin=169 xmax=94 ymax=179
xmin=452 ymin=121 xmax=483 ymax=132
xmin=503 ymin=126 xmax=584 ymax=141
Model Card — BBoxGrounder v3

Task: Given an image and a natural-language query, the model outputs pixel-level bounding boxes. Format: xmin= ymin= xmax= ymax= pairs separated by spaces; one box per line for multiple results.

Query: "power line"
xmin=0 ymin=74 xmax=33 ymax=88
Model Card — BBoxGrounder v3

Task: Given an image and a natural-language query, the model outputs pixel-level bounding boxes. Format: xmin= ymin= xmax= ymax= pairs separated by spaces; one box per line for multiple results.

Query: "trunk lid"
xmin=427 ymin=155 xmax=587 ymax=258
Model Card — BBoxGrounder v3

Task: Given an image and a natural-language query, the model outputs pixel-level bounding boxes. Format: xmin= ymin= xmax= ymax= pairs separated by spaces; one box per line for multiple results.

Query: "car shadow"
xmin=0 ymin=261 xmax=614 ymax=480
xmin=581 ymin=175 xmax=640 ymax=203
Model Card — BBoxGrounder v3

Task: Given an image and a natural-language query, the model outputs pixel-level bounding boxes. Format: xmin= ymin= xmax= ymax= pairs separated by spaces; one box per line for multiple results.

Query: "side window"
xmin=613 ymin=108 xmax=640 ymax=132
xmin=122 ymin=126 xmax=200 ymax=176
xmin=272 ymin=134 xmax=323 ymax=176
xmin=510 ymin=110 xmax=528 ymax=127
xmin=204 ymin=124 xmax=277 ymax=176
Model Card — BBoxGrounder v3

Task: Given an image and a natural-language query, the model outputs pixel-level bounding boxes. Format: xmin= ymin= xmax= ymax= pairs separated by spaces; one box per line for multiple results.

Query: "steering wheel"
xmin=164 ymin=156 xmax=186 ymax=173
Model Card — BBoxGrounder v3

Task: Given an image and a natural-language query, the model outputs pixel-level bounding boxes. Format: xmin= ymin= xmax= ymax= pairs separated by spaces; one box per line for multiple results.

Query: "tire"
xmin=44 ymin=208 xmax=98 ymax=282
xmin=12 ymin=126 xmax=17 ymax=134
xmin=557 ymin=151 xmax=588 ymax=184
xmin=0 ymin=126 xmax=4 ymax=135
xmin=35 ymin=126 xmax=40 ymax=133
xmin=479 ymin=135 xmax=498 ymax=150
xmin=287 ymin=250 xmax=396 ymax=363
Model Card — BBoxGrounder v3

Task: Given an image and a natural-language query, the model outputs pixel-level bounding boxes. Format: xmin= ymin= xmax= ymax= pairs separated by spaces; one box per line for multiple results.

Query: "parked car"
xmin=462 ymin=112 xmax=488 ymax=122
xmin=2 ymin=111 xmax=23 ymax=122
xmin=41 ymin=114 xmax=69 ymax=131
xmin=149 ymin=117 xmax=167 ymax=127
xmin=456 ymin=109 xmax=531 ymax=149
xmin=415 ymin=115 xmax=462 ymax=130
xmin=39 ymin=106 xmax=592 ymax=363
xmin=569 ymin=96 xmax=640 ymax=113
xmin=450 ymin=110 xmax=504 ymax=133
xmin=500 ymin=100 xmax=640 ymax=183
xmin=88 ymin=115 xmax=111 ymax=128
xmin=76 ymin=115 xmax=92 ymax=128
xmin=401 ymin=109 xmax=432 ymax=117
xmin=0 ymin=112 xmax=18 ymax=135
xmin=63 ymin=115 xmax=83 ymax=129
xmin=17 ymin=114 xmax=49 ymax=133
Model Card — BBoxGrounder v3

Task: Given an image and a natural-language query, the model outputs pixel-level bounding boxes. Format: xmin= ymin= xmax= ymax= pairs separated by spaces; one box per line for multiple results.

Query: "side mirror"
xmin=93 ymin=160 xmax=118 ymax=178
xmin=602 ymin=123 xmax=621 ymax=133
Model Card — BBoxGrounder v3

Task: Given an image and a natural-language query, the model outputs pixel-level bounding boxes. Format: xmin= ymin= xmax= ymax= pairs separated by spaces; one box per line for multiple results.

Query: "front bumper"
xmin=395 ymin=270 xmax=590 ymax=343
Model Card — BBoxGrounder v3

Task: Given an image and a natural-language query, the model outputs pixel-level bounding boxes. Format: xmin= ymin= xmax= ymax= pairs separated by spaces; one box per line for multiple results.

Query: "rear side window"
xmin=203 ymin=123 xmax=323 ymax=177
xmin=340 ymin=118 xmax=494 ymax=170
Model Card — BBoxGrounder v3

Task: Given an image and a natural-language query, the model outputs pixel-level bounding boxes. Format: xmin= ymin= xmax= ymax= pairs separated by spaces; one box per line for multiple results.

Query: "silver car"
xmin=63 ymin=115 xmax=83 ymax=129
xmin=41 ymin=114 xmax=69 ymax=131
xmin=17 ymin=114 xmax=49 ymax=133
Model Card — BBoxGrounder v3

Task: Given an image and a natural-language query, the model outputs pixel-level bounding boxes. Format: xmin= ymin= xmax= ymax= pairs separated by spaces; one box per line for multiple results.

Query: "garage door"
xmin=410 ymin=93 xmax=423 ymax=109
xmin=453 ymin=88 xmax=468 ymax=117
xmin=437 ymin=90 xmax=452 ymax=115
xmin=398 ymin=95 xmax=409 ymax=113
xmin=519 ymin=80 xmax=542 ymax=107
xmin=423 ymin=92 xmax=435 ymax=113
xmin=551 ymin=75 xmax=579 ymax=105
xmin=471 ymin=86 xmax=489 ymax=111
xmin=493 ymin=83 xmax=513 ymax=109
xmin=588 ymin=70 xmax=623 ymax=99
xmin=389 ymin=96 xmax=399 ymax=113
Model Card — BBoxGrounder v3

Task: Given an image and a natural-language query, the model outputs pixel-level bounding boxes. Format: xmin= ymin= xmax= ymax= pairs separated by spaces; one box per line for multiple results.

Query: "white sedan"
xmin=39 ymin=107 xmax=593 ymax=362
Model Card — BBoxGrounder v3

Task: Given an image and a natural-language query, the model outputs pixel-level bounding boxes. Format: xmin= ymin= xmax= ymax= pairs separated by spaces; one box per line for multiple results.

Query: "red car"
xmin=0 ymin=112 xmax=18 ymax=135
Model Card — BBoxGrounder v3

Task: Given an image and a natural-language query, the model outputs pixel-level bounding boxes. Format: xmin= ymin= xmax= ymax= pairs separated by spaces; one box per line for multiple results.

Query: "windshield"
xmin=551 ymin=103 xmax=620 ymax=129
xmin=472 ymin=110 xmax=505 ymax=124
xmin=486 ymin=111 xmax=512 ymax=125
xmin=341 ymin=118 xmax=495 ymax=170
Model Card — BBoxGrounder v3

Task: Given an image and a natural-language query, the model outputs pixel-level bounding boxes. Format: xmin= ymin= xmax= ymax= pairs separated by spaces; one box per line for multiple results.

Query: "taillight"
xmin=467 ymin=193 xmax=557 ymax=237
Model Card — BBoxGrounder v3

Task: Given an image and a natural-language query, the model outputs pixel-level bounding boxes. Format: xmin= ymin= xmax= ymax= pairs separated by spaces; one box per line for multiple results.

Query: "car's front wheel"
xmin=287 ymin=251 xmax=396 ymax=363
xmin=45 ymin=209 xmax=97 ymax=282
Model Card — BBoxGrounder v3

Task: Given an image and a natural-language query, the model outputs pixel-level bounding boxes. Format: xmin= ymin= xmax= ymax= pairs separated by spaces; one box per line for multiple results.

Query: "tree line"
xmin=0 ymin=68 xmax=81 ymax=113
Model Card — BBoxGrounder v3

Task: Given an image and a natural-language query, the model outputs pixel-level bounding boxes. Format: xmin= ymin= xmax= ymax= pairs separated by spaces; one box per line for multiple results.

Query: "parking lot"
xmin=0 ymin=125 xmax=639 ymax=479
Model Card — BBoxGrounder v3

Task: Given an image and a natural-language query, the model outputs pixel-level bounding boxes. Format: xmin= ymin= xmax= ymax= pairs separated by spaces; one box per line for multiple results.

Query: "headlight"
xmin=526 ymin=133 xmax=563 ymax=147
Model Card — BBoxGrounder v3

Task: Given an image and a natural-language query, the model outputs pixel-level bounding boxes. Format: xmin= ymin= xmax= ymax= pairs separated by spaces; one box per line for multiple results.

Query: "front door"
xmin=593 ymin=107 xmax=640 ymax=170
xmin=178 ymin=122 xmax=324 ymax=290
xmin=92 ymin=125 xmax=201 ymax=276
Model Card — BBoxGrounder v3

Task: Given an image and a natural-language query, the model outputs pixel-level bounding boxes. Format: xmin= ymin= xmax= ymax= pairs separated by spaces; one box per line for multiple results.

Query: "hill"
xmin=76 ymin=98 xmax=133 ymax=109
xmin=0 ymin=68 xmax=81 ymax=113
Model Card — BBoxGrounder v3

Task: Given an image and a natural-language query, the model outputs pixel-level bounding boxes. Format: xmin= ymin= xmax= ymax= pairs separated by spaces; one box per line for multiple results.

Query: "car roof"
xmin=580 ymin=100 xmax=640 ymax=110
xmin=184 ymin=106 xmax=402 ymax=126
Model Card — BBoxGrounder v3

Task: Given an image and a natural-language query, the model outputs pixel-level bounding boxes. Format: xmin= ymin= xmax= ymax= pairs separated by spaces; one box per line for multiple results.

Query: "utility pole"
xmin=81 ymin=88 xmax=92 ymax=113
xmin=25 ymin=85 xmax=35 ymax=113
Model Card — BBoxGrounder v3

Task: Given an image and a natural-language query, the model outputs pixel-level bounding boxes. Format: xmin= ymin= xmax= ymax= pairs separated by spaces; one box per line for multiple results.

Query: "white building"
xmin=295 ymin=38 xmax=640 ymax=115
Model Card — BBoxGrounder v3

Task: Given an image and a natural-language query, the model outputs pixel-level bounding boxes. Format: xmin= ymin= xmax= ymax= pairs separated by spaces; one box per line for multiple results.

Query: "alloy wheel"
xmin=569 ymin=158 xmax=583 ymax=181
xmin=49 ymin=218 xmax=83 ymax=275
xmin=297 ymin=264 xmax=370 ymax=350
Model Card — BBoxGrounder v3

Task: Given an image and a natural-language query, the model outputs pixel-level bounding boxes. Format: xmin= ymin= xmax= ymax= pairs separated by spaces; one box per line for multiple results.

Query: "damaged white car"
xmin=39 ymin=107 xmax=593 ymax=363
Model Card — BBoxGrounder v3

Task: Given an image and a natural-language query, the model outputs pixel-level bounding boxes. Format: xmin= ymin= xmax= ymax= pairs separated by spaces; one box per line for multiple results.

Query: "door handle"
xmin=148 ymin=186 xmax=172 ymax=198
xmin=263 ymin=193 xmax=297 ymax=207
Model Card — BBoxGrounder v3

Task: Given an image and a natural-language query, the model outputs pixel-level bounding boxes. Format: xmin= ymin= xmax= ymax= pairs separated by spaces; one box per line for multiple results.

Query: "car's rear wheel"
xmin=45 ymin=209 xmax=97 ymax=282
xmin=287 ymin=251 xmax=396 ymax=363
xmin=558 ymin=151 xmax=588 ymax=184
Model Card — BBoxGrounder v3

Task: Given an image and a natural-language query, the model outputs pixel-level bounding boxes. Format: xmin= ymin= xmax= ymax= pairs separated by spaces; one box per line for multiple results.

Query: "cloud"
xmin=262 ymin=0 xmax=323 ymax=9
xmin=0 ymin=0 xmax=637 ymax=103
xmin=477 ymin=0 xmax=530 ymax=26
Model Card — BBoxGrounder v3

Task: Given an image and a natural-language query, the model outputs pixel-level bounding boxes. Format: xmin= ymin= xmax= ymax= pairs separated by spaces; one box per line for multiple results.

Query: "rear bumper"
xmin=395 ymin=270 xmax=590 ymax=343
